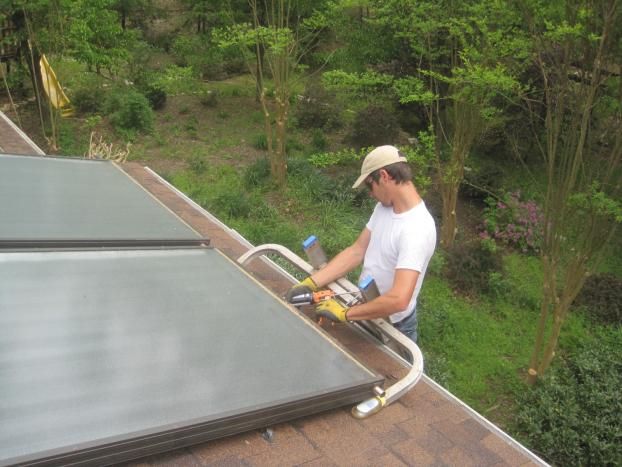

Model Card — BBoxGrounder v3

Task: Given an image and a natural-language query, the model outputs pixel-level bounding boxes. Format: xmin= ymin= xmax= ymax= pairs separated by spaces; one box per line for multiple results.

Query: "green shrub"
xmin=149 ymin=32 xmax=174 ymax=52
xmin=239 ymin=213 xmax=300 ymax=249
xmin=426 ymin=250 xmax=446 ymax=277
xmin=188 ymin=153 xmax=208 ymax=174
xmin=200 ymin=89 xmax=219 ymax=108
xmin=185 ymin=116 xmax=198 ymax=133
xmin=213 ymin=191 xmax=252 ymax=218
xmin=58 ymin=120 xmax=87 ymax=155
xmin=243 ymin=158 xmax=271 ymax=188
xmin=127 ymin=40 xmax=157 ymax=86
xmin=105 ymin=88 xmax=154 ymax=135
xmin=172 ymin=33 xmax=246 ymax=79
xmin=72 ymin=84 xmax=106 ymax=114
xmin=253 ymin=133 xmax=268 ymax=150
xmin=221 ymin=47 xmax=246 ymax=75
xmin=516 ymin=330 xmax=622 ymax=466
xmin=151 ymin=65 xmax=196 ymax=95
xmin=308 ymin=147 xmax=369 ymax=168
xmin=3 ymin=63 xmax=28 ymax=97
xmin=211 ymin=187 xmax=278 ymax=222
xmin=461 ymin=157 xmax=504 ymax=200
xmin=288 ymin=160 xmax=341 ymax=202
xmin=286 ymin=137 xmax=304 ymax=154
xmin=444 ymin=240 xmax=503 ymax=295
xmin=287 ymin=159 xmax=373 ymax=213
xmin=294 ymin=81 xmax=342 ymax=130
xmin=140 ymin=83 xmax=167 ymax=110
xmin=286 ymin=157 xmax=315 ymax=177
xmin=417 ymin=284 xmax=459 ymax=380
xmin=311 ymin=129 xmax=328 ymax=152
xmin=501 ymin=254 xmax=543 ymax=310
xmin=575 ymin=273 xmax=622 ymax=325
xmin=349 ymin=105 xmax=400 ymax=148
xmin=313 ymin=18 xmax=397 ymax=72
xmin=172 ymin=35 xmax=220 ymax=79
xmin=171 ymin=35 xmax=201 ymax=67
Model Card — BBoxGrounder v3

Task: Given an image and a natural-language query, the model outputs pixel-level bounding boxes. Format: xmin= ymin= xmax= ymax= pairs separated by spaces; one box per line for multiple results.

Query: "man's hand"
xmin=285 ymin=276 xmax=318 ymax=303
xmin=315 ymin=299 xmax=349 ymax=322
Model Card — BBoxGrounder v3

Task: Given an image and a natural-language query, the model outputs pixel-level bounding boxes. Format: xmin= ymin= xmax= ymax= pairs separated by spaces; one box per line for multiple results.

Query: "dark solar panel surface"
xmin=0 ymin=155 xmax=198 ymax=240
xmin=0 ymin=248 xmax=380 ymax=465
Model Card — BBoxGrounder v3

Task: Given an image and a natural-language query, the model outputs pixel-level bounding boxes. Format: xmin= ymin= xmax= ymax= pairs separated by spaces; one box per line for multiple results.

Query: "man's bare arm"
xmin=346 ymin=268 xmax=419 ymax=320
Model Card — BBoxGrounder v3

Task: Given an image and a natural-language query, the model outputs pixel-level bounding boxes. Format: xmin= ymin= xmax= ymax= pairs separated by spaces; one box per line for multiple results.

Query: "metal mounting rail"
xmin=0 ymin=238 xmax=211 ymax=250
xmin=237 ymin=243 xmax=424 ymax=418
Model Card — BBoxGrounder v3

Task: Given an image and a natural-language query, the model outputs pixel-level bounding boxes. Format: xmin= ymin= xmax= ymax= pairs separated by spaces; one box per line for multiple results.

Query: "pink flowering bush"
xmin=481 ymin=191 xmax=543 ymax=254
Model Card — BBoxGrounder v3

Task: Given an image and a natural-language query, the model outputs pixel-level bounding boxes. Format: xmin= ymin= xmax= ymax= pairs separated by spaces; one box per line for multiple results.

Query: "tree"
xmin=218 ymin=0 xmax=329 ymax=186
xmin=113 ymin=0 xmax=155 ymax=31
xmin=0 ymin=0 xmax=145 ymax=150
xmin=521 ymin=0 xmax=622 ymax=383
xmin=67 ymin=0 xmax=132 ymax=75
xmin=321 ymin=1 xmax=524 ymax=247
xmin=0 ymin=0 xmax=72 ymax=149
xmin=180 ymin=0 xmax=242 ymax=34
xmin=376 ymin=0 xmax=526 ymax=248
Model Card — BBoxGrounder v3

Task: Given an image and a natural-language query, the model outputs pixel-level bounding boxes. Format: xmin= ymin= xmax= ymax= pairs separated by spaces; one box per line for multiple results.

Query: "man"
xmin=287 ymin=145 xmax=436 ymax=342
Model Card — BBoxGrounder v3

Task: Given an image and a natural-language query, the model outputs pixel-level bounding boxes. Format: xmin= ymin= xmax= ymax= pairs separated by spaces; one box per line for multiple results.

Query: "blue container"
xmin=358 ymin=275 xmax=380 ymax=302
xmin=302 ymin=235 xmax=328 ymax=269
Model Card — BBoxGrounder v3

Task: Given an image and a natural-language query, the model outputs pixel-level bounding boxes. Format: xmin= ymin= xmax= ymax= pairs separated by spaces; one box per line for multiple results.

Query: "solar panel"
xmin=0 ymin=155 xmax=199 ymax=240
xmin=0 ymin=247 xmax=381 ymax=466
xmin=0 ymin=155 xmax=383 ymax=465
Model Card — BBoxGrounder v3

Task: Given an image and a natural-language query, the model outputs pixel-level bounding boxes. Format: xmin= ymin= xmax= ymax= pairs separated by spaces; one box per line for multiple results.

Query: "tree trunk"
xmin=527 ymin=256 xmax=554 ymax=385
xmin=439 ymin=147 xmax=465 ymax=248
xmin=255 ymin=44 xmax=264 ymax=103
xmin=436 ymin=98 xmax=480 ymax=249
xmin=440 ymin=184 xmax=458 ymax=248
xmin=271 ymin=94 xmax=288 ymax=186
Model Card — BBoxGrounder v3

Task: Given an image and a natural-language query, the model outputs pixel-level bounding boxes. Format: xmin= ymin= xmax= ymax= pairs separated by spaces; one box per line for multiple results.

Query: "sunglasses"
xmin=364 ymin=177 xmax=375 ymax=191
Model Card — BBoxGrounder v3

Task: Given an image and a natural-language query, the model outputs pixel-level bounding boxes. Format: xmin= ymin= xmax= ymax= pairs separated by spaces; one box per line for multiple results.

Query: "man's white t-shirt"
xmin=361 ymin=201 xmax=437 ymax=323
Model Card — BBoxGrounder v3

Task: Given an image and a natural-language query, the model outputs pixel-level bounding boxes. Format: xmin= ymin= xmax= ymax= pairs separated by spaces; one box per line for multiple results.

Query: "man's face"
xmin=365 ymin=172 xmax=391 ymax=207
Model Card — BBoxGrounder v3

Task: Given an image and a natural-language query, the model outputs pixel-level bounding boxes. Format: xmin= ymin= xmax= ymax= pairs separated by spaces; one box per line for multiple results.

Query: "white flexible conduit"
xmin=237 ymin=244 xmax=424 ymax=418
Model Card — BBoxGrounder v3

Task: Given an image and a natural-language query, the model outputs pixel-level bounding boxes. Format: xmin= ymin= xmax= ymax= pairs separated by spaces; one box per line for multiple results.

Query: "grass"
xmin=169 ymin=155 xmax=368 ymax=262
xmin=418 ymin=251 xmax=599 ymax=430
xmin=419 ymin=277 xmax=533 ymax=417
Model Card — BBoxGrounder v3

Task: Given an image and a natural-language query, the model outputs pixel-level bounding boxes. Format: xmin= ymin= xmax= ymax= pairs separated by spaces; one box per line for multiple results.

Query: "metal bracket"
xmin=237 ymin=243 xmax=424 ymax=418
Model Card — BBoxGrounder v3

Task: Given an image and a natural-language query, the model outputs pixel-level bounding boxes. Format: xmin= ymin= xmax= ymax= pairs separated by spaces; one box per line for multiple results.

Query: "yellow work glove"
xmin=315 ymin=298 xmax=349 ymax=323
xmin=285 ymin=276 xmax=318 ymax=304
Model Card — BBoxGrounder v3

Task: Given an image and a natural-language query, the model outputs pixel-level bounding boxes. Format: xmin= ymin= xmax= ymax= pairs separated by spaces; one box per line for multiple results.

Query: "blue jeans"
xmin=393 ymin=308 xmax=418 ymax=343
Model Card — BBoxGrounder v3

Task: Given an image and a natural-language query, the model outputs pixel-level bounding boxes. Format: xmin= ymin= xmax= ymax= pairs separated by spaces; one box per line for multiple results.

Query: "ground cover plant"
xmin=516 ymin=327 xmax=622 ymax=466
